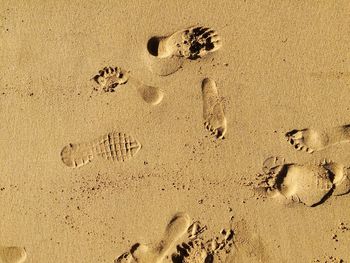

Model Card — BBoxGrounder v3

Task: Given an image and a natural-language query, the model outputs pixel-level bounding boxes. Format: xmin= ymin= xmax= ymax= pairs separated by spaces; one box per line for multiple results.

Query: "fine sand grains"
xmin=61 ymin=131 xmax=141 ymax=168
xmin=0 ymin=246 xmax=27 ymax=263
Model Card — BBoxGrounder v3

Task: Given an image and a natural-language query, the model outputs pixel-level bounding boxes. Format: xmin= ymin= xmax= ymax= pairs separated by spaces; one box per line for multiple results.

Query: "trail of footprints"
xmin=62 ymin=26 xmax=225 ymax=168
xmin=63 ymin=74 xmax=227 ymax=168
xmin=115 ymin=213 xmax=234 ymax=263
xmin=54 ymin=23 xmax=349 ymax=261
xmin=254 ymin=123 xmax=350 ymax=206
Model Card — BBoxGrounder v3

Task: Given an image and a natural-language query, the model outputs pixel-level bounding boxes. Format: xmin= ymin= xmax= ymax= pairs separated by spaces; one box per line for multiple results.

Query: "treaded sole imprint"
xmin=61 ymin=131 xmax=141 ymax=168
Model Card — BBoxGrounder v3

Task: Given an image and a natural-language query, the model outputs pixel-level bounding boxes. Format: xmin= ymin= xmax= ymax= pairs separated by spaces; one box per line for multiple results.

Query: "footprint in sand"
xmin=114 ymin=212 xmax=191 ymax=263
xmin=115 ymin=214 xmax=235 ymax=263
xmin=256 ymin=156 xmax=350 ymax=207
xmin=146 ymin=26 xmax=222 ymax=76
xmin=61 ymin=131 xmax=141 ymax=168
xmin=171 ymin=222 xmax=234 ymax=263
xmin=93 ymin=66 xmax=164 ymax=105
xmin=0 ymin=246 xmax=27 ymax=263
xmin=201 ymin=78 xmax=227 ymax=139
xmin=285 ymin=125 xmax=350 ymax=153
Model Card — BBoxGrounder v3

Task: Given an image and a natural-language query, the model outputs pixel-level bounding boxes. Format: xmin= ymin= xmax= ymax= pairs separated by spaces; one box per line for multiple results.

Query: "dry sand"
xmin=1 ymin=0 xmax=350 ymax=262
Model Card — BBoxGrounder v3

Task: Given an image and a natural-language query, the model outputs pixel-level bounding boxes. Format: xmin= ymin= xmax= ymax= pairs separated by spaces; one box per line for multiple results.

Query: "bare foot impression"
xmin=115 ymin=213 xmax=235 ymax=263
xmin=146 ymin=26 xmax=222 ymax=76
xmin=202 ymin=78 xmax=227 ymax=139
xmin=171 ymin=221 xmax=234 ymax=263
xmin=285 ymin=125 xmax=350 ymax=153
xmin=0 ymin=246 xmax=27 ymax=263
xmin=93 ymin=66 xmax=164 ymax=105
xmin=115 ymin=212 xmax=191 ymax=263
xmin=61 ymin=131 xmax=141 ymax=168
xmin=255 ymin=157 xmax=350 ymax=207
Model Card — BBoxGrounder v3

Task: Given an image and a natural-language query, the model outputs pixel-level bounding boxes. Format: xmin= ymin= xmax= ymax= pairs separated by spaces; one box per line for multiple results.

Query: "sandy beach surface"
xmin=1 ymin=1 xmax=350 ymax=262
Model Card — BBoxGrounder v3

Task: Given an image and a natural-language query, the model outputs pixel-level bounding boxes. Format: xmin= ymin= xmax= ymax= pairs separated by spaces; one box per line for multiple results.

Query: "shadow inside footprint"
xmin=147 ymin=36 xmax=161 ymax=56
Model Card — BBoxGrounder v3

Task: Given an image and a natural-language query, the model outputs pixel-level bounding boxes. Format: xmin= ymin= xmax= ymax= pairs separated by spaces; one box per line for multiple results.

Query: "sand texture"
xmin=1 ymin=0 xmax=350 ymax=262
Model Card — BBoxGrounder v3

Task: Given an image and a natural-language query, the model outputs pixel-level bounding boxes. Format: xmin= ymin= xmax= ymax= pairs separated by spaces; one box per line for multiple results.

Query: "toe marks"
xmin=285 ymin=129 xmax=314 ymax=153
xmin=204 ymin=122 xmax=225 ymax=139
xmin=93 ymin=66 xmax=129 ymax=92
xmin=183 ymin=26 xmax=222 ymax=60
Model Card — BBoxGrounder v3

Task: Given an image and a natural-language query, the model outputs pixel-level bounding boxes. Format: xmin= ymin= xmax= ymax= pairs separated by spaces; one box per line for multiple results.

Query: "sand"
xmin=1 ymin=0 xmax=350 ymax=262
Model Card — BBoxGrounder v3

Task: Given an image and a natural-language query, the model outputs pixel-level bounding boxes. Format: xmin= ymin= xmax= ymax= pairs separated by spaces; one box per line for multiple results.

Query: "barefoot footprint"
xmin=114 ymin=212 xmax=191 ymax=263
xmin=61 ymin=131 xmax=141 ymax=168
xmin=201 ymin=78 xmax=227 ymax=139
xmin=172 ymin=221 xmax=234 ymax=263
xmin=285 ymin=125 xmax=350 ymax=153
xmin=115 ymin=213 xmax=235 ymax=263
xmin=93 ymin=66 xmax=129 ymax=92
xmin=93 ymin=66 xmax=164 ymax=105
xmin=0 ymin=246 xmax=27 ymax=263
xmin=149 ymin=26 xmax=222 ymax=60
xmin=256 ymin=157 xmax=350 ymax=206
xmin=146 ymin=26 xmax=222 ymax=76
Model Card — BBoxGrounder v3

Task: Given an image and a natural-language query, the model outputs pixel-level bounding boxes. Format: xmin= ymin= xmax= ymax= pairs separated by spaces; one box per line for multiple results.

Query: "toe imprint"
xmin=93 ymin=66 xmax=129 ymax=92
xmin=61 ymin=131 xmax=141 ymax=168
xmin=285 ymin=128 xmax=333 ymax=153
xmin=202 ymin=78 xmax=227 ymax=139
xmin=179 ymin=26 xmax=222 ymax=60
